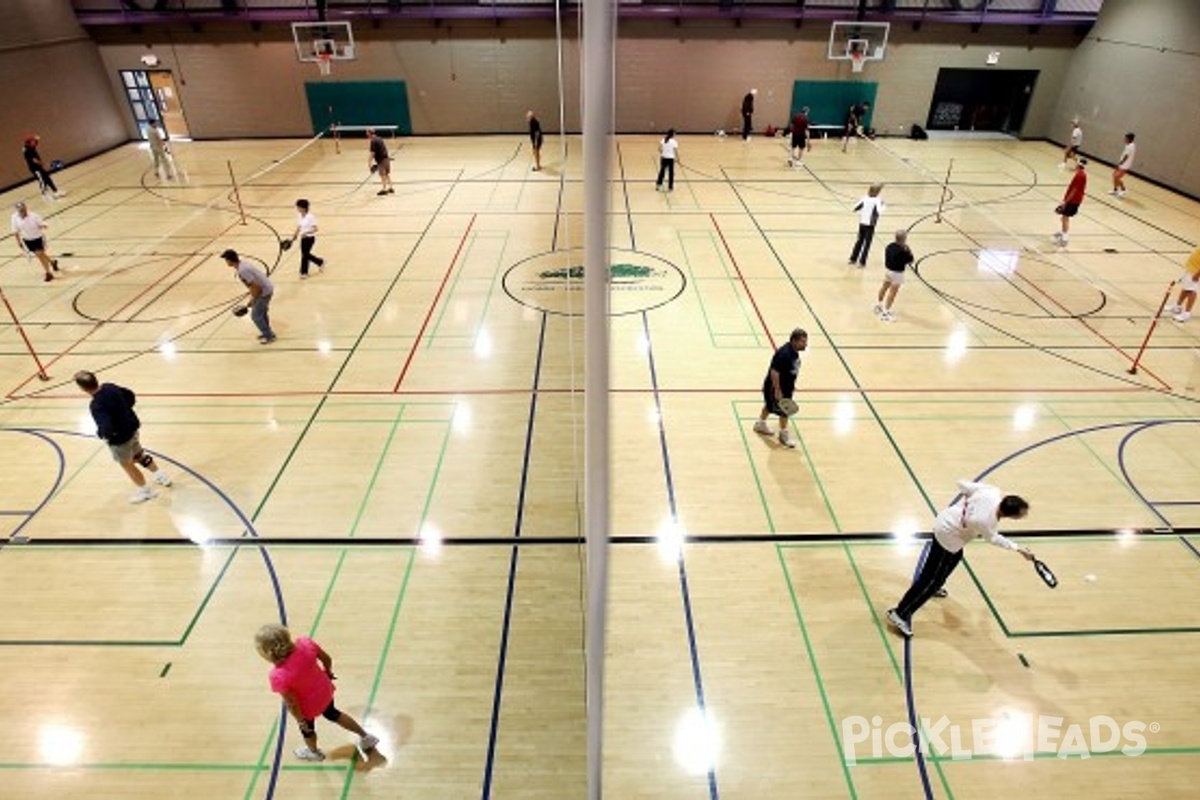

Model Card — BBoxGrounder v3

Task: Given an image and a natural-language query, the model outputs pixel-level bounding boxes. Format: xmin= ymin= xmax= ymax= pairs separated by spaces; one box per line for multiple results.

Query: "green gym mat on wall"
xmin=791 ymin=80 xmax=877 ymax=129
xmin=304 ymin=80 xmax=413 ymax=136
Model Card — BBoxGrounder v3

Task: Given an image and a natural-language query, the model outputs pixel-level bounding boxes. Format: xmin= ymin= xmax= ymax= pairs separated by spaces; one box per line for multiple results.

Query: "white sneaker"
xmin=887 ymin=608 xmax=913 ymax=638
xmin=933 ymin=587 xmax=949 ymax=599
xmin=154 ymin=471 xmax=172 ymax=487
xmin=359 ymin=734 xmax=380 ymax=751
xmin=872 ymin=303 xmax=884 ymax=315
xmin=1052 ymin=231 xmax=1064 ymax=243
xmin=294 ymin=747 xmax=325 ymax=762
xmin=778 ymin=430 xmax=797 ymax=449
xmin=1175 ymin=311 xmax=1192 ymax=323
xmin=129 ymin=486 xmax=156 ymax=504
xmin=1108 ymin=190 xmax=1120 ymax=196
xmin=880 ymin=310 xmax=896 ymax=322
xmin=1116 ymin=189 xmax=1127 ymax=197
xmin=1167 ymin=305 xmax=1182 ymax=315
xmin=753 ymin=420 xmax=772 ymax=436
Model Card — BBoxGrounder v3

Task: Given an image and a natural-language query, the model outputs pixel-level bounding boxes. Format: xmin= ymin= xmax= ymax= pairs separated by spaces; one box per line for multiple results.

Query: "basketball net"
xmin=317 ymin=53 xmax=332 ymax=77
xmin=851 ymin=52 xmax=865 ymax=73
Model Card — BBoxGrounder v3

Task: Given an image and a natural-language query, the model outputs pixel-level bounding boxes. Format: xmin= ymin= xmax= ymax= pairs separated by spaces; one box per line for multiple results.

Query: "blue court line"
xmin=1 ymin=430 xmax=65 ymax=543
xmin=903 ymin=543 xmax=937 ymax=800
xmin=642 ymin=311 xmax=720 ymax=800
xmin=480 ymin=311 xmax=548 ymax=799
xmin=4 ymin=426 xmax=290 ymax=800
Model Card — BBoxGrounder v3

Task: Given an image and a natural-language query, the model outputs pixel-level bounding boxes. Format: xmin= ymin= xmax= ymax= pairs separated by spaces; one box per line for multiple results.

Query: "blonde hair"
xmin=254 ymin=623 xmax=296 ymax=664
xmin=868 ymin=184 xmax=883 ymax=197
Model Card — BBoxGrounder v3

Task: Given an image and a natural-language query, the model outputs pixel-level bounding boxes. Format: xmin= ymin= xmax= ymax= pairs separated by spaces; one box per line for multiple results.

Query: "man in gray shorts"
xmin=75 ymin=370 xmax=172 ymax=504
xmin=367 ymin=128 xmax=394 ymax=195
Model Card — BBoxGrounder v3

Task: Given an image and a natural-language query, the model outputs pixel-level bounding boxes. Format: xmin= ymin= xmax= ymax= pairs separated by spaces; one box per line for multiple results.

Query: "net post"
xmin=0 ymin=285 xmax=50 ymax=381
xmin=1128 ymin=281 xmax=1175 ymax=375
xmin=935 ymin=158 xmax=954 ymax=223
xmin=331 ymin=118 xmax=340 ymax=154
xmin=226 ymin=160 xmax=247 ymax=226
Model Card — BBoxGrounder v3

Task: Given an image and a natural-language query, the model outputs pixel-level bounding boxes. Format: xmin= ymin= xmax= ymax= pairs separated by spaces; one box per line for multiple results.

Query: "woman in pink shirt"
xmin=255 ymin=624 xmax=378 ymax=761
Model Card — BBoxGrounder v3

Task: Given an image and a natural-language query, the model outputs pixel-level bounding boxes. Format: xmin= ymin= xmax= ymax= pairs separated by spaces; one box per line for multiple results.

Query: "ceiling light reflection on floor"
xmin=673 ymin=706 xmax=720 ymax=776
xmin=39 ymin=724 xmax=85 ymax=766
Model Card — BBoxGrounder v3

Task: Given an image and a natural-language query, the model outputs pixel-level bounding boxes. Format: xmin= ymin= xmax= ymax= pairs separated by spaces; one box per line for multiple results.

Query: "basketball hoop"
xmin=316 ymin=53 xmax=332 ymax=77
xmin=851 ymin=52 xmax=865 ymax=73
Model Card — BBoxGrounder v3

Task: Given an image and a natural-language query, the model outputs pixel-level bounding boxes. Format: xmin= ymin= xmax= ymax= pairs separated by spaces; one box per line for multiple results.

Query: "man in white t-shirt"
xmin=287 ymin=199 xmax=324 ymax=278
xmin=10 ymin=201 xmax=61 ymax=282
xmin=887 ymin=480 xmax=1035 ymax=638
xmin=848 ymin=184 xmax=885 ymax=267
xmin=1110 ymin=132 xmax=1136 ymax=197
xmin=1060 ymin=119 xmax=1083 ymax=168
xmin=655 ymin=129 xmax=678 ymax=192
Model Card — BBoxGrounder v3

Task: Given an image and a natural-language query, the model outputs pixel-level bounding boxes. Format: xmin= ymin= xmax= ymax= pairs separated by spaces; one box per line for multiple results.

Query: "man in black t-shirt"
xmin=366 ymin=129 xmax=394 ymax=195
xmin=874 ymin=230 xmax=914 ymax=322
xmin=74 ymin=370 xmax=172 ymax=504
xmin=841 ymin=102 xmax=870 ymax=153
xmin=23 ymin=134 xmax=63 ymax=197
xmin=753 ymin=328 xmax=808 ymax=449
xmin=741 ymin=89 xmax=757 ymax=141
xmin=527 ymin=110 xmax=544 ymax=171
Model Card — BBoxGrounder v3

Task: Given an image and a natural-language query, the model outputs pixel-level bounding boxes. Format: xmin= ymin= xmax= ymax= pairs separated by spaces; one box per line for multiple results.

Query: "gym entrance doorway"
xmin=926 ymin=68 xmax=1039 ymax=135
xmin=119 ymin=69 xmax=191 ymax=140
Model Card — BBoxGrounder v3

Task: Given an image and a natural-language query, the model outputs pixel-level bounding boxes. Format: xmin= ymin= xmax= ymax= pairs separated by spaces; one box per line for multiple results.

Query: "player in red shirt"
xmin=1053 ymin=159 xmax=1087 ymax=245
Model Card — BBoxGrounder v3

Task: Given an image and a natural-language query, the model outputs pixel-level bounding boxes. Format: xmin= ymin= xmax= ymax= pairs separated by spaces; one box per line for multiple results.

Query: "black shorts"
xmin=23 ymin=237 xmax=45 ymax=252
xmin=1065 ymin=145 xmax=1079 ymax=156
xmin=531 ymin=131 xmax=544 ymax=149
xmin=791 ymin=133 xmax=807 ymax=149
xmin=761 ymin=381 xmax=793 ymax=416
xmin=1058 ymin=202 xmax=1080 ymax=217
xmin=300 ymin=700 xmax=342 ymax=731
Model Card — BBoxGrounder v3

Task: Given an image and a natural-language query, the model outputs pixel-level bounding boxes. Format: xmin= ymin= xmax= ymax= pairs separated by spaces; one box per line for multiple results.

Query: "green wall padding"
xmin=790 ymin=80 xmax=877 ymax=129
xmin=304 ymin=80 xmax=412 ymax=136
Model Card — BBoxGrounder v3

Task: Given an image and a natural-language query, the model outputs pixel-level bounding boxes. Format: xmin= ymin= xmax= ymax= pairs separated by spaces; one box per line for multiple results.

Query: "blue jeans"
xmin=251 ymin=294 xmax=274 ymax=339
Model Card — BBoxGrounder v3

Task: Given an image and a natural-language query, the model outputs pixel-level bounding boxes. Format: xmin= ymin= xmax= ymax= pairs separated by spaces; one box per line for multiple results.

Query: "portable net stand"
xmin=1128 ymin=281 xmax=1177 ymax=375
xmin=0 ymin=284 xmax=50 ymax=381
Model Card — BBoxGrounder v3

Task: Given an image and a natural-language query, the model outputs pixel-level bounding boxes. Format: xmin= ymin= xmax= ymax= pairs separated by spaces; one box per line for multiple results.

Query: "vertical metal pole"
xmin=1128 ymin=282 xmax=1175 ymax=375
xmin=583 ymin=0 xmax=613 ymax=798
xmin=935 ymin=157 xmax=954 ymax=223
xmin=226 ymin=160 xmax=247 ymax=225
xmin=0 ymin=285 xmax=50 ymax=381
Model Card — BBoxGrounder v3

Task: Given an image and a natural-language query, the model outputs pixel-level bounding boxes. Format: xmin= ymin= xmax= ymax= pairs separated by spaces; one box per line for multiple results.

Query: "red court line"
xmin=1010 ymin=271 xmax=1173 ymax=390
xmin=16 ymin=386 xmax=1152 ymax=401
xmin=391 ymin=214 xmax=477 ymax=393
xmin=710 ymin=213 xmax=776 ymax=349
xmin=6 ymin=220 xmax=241 ymax=398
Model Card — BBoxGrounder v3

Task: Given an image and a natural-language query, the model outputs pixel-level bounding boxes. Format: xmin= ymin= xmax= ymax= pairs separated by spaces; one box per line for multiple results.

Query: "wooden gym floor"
xmin=1 ymin=130 xmax=1199 ymax=798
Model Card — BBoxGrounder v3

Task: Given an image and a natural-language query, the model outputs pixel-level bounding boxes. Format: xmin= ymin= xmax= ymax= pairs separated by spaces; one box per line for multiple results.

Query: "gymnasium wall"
xmin=87 ymin=19 xmax=1078 ymax=140
xmin=0 ymin=0 xmax=127 ymax=192
xmin=1050 ymin=0 xmax=1200 ymax=198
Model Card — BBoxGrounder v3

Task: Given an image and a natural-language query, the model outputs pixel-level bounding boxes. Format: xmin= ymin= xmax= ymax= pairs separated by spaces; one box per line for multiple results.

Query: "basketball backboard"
xmin=828 ymin=21 xmax=890 ymax=63
xmin=292 ymin=21 xmax=356 ymax=63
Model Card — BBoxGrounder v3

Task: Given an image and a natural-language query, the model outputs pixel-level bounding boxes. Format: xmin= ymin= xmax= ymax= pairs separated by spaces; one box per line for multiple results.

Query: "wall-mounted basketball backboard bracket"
xmin=828 ymin=21 xmax=890 ymax=64
xmin=292 ymin=21 xmax=356 ymax=64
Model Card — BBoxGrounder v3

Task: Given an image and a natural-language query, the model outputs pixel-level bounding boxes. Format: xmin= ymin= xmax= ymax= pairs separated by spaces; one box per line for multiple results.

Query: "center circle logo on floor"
xmin=503 ymin=248 xmax=686 ymax=316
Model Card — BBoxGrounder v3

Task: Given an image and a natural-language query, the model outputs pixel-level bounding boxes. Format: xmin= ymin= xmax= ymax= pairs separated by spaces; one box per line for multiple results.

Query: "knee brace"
xmin=298 ymin=720 xmax=316 ymax=739
xmin=137 ymin=451 xmax=154 ymax=468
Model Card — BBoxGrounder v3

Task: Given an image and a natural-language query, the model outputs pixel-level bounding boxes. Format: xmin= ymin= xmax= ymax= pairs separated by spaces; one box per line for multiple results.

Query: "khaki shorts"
xmin=884 ymin=269 xmax=906 ymax=286
xmin=109 ymin=431 xmax=142 ymax=463
xmin=375 ymin=158 xmax=391 ymax=177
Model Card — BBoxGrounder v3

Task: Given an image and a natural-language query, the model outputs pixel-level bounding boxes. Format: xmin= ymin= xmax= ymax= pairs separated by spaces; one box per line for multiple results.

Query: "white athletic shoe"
xmin=129 ymin=486 xmax=156 ymax=504
xmin=1166 ymin=304 xmax=1182 ymax=315
xmin=887 ymin=608 xmax=913 ymax=638
xmin=153 ymin=471 xmax=172 ymax=487
xmin=880 ymin=310 xmax=896 ymax=322
xmin=1052 ymin=231 xmax=1064 ymax=243
xmin=933 ymin=587 xmax=949 ymax=599
xmin=1108 ymin=189 xmax=1119 ymax=196
xmin=872 ymin=303 xmax=884 ymax=315
xmin=778 ymin=430 xmax=797 ymax=449
xmin=359 ymin=734 xmax=380 ymax=751
xmin=1116 ymin=189 xmax=1127 ymax=197
xmin=294 ymin=747 xmax=326 ymax=762
xmin=1175 ymin=311 xmax=1192 ymax=323
xmin=753 ymin=420 xmax=772 ymax=436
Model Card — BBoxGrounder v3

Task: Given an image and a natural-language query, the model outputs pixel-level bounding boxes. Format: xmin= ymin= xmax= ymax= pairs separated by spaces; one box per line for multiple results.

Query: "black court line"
xmin=6 ymin=526 xmax=1196 ymax=549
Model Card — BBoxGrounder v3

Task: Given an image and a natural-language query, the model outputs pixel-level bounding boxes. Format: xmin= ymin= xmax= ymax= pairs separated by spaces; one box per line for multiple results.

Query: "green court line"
xmin=678 ymin=237 xmax=721 ymax=350
xmin=776 ymin=544 xmax=859 ymax=799
xmin=678 ymin=231 xmax=762 ymax=349
xmin=792 ymin=425 xmax=841 ymax=532
xmin=731 ymin=401 xmax=776 ymax=533
xmin=339 ymin=547 xmax=416 ymax=799
xmin=426 ymin=231 xmax=492 ymax=344
xmin=843 ymin=544 xmax=903 ymax=684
